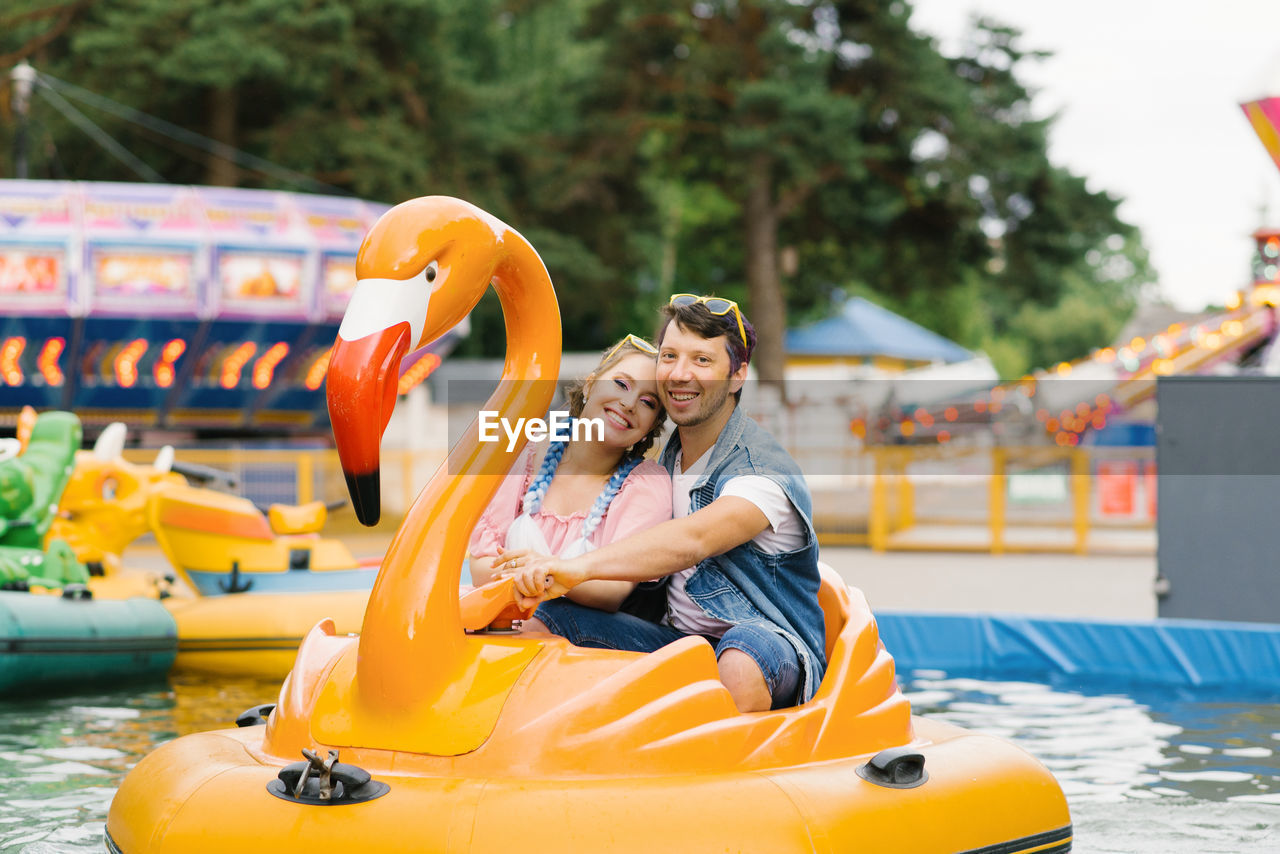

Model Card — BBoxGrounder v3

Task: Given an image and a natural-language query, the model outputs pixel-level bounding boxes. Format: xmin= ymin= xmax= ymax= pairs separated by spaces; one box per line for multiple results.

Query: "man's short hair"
xmin=655 ymin=299 xmax=757 ymax=373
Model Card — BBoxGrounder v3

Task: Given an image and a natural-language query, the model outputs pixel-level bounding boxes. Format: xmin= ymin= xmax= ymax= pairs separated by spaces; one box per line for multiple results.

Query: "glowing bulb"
xmin=113 ymin=339 xmax=147 ymax=388
xmin=153 ymin=338 xmax=186 ymax=388
xmin=220 ymin=342 xmax=258 ymax=389
xmin=37 ymin=338 xmax=64 ymax=386
xmin=251 ymin=342 xmax=290 ymax=390
xmin=397 ymin=353 xmax=441 ymax=395
xmin=1 ymin=338 xmax=26 ymax=385
xmin=305 ymin=348 xmax=331 ymax=391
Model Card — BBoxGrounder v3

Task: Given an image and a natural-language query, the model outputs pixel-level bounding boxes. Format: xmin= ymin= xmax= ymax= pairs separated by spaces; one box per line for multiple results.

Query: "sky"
xmin=909 ymin=0 xmax=1280 ymax=311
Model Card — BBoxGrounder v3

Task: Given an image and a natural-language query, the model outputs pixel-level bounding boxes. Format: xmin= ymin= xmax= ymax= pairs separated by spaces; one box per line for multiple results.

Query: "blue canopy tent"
xmin=785 ymin=297 xmax=974 ymax=364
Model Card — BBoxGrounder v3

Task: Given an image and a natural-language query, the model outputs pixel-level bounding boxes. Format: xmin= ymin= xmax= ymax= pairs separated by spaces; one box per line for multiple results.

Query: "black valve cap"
xmin=857 ymin=746 xmax=929 ymax=789
xmin=234 ymin=703 xmax=276 ymax=727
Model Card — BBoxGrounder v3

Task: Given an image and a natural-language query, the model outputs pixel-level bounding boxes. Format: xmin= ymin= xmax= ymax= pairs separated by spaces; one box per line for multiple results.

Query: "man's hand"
xmin=493 ymin=550 xmax=588 ymax=610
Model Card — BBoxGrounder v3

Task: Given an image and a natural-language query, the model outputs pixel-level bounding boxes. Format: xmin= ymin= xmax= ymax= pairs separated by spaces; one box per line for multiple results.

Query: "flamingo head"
xmin=327 ymin=196 xmax=506 ymax=525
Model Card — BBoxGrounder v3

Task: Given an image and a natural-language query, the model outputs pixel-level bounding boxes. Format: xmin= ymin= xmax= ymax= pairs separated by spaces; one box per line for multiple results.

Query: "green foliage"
xmin=0 ymin=0 xmax=1152 ymax=372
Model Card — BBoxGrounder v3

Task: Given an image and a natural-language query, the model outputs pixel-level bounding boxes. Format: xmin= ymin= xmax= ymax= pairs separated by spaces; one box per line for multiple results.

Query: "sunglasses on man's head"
xmin=668 ymin=294 xmax=747 ymax=347
xmin=603 ymin=333 xmax=659 ymax=363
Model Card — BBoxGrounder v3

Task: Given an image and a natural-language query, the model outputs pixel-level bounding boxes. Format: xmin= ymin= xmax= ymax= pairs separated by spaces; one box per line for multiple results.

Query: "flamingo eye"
xmin=425 ymin=261 xmax=439 ymax=284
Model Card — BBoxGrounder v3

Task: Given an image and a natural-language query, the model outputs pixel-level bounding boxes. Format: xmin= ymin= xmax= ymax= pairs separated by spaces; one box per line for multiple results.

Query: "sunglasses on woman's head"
xmin=603 ymin=334 xmax=659 ymax=363
xmin=668 ymin=294 xmax=747 ymax=347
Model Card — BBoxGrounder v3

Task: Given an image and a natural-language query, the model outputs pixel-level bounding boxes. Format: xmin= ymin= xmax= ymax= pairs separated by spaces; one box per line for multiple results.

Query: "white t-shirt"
xmin=664 ymin=448 xmax=807 ymax=636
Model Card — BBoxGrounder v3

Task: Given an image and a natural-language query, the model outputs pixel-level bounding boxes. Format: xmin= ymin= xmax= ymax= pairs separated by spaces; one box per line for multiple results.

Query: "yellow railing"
xmin=856 ymin=445 xmax=1154 ymax=555
xmin=120 ymin=443 xmax=1155 ymax=555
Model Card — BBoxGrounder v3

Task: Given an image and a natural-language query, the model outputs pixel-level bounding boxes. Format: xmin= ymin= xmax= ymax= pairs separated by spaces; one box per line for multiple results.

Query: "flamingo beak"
xmin=326 ymin=323 xmax=412 ymax=526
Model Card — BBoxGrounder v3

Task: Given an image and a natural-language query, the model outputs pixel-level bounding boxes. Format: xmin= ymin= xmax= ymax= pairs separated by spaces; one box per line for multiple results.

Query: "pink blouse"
xmin=469 ymin=445 xmax=673 ymax=559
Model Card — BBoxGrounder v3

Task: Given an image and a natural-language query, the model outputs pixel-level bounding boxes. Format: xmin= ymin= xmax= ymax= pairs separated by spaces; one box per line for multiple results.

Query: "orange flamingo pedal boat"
xmin=105 ymin=197 xmax=1072 ymax=853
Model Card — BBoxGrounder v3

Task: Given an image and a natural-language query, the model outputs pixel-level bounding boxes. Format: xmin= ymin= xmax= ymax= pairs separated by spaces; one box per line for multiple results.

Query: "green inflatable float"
xmin=0 ymin=411 xmax=176 ymax=696
xmin=0 ymin=410 xmax=89 ymax=589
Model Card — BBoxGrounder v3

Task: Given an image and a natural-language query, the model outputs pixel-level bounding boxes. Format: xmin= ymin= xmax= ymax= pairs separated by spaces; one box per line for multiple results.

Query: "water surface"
xmin=1 ymin=673 xmax=1276 ymax=852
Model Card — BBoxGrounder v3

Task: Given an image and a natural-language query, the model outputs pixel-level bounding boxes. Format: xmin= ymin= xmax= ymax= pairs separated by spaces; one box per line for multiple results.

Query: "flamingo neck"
xmin=356 ymin=232 xmax=561 ymax=705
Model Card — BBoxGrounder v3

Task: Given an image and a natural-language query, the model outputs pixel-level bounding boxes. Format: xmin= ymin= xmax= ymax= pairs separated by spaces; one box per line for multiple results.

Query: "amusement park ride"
xmin=0 ymin=180 xmax=460 ymax=434
xmin=860 ymin=244 xmax=1280 ymax=448
xmin=854 ymin=92 xmax=1280 ymax=450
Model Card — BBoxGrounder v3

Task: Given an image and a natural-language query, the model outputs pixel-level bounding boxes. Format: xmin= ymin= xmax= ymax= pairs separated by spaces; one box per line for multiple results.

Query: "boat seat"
xmin=816 ymin=562 xmax=851 ymax=661
xmin=268 ymin=501 xmax=328 ymax=536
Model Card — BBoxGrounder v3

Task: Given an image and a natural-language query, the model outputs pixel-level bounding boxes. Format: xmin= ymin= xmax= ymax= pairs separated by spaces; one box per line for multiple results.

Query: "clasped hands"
xmin=492 ymin=546 xmax=586 ymax=610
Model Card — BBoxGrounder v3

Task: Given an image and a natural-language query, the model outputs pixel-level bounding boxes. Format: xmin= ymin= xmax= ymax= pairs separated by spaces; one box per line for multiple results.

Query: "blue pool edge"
xmin=874 ymin=611 xmax=1280 ymax=692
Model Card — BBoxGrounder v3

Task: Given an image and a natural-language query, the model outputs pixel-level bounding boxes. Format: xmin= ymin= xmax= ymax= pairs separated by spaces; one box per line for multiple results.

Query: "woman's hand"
xmin=494 ymin=550 xmax=587 ymax=609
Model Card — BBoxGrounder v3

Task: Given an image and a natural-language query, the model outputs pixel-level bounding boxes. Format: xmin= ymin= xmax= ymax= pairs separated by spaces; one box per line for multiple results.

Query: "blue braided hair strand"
xmin=521 ymin=424 xmax=643 ymax=542
xmin=580 ymin=456 xmax=642 ymax=541
xmin=521 ymin=436 xmax=569 ymax=515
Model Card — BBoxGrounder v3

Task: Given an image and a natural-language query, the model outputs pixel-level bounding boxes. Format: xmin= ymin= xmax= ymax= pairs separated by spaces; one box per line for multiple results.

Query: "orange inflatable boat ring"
xmin=105 ymin=197 xmax=1072 ymax=853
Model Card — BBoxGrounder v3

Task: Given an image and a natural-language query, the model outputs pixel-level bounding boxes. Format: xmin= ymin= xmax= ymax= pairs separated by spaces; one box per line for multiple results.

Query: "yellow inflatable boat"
xmin=51 ymin=430 xmax=378 ymax=677
xmin=106 ymin=196 xmax=1070 ymax=852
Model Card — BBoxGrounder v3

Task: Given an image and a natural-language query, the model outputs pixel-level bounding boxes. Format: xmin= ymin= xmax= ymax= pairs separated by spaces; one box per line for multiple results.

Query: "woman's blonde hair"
xmin=565 ymin=336 xmax=666 ymax=460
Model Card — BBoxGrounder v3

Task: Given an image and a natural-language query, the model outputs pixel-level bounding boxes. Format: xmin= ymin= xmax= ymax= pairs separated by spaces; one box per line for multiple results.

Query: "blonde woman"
xmin=469 ymin=335 xmax=671 ymax=611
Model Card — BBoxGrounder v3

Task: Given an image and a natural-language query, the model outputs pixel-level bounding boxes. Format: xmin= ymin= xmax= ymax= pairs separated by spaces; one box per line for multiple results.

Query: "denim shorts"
xmin=534 ymin=599 xmax=801 ymax=709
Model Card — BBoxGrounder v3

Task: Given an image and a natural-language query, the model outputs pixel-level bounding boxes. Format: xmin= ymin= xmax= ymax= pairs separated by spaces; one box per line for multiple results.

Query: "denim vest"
xmin=660 ymin=407 xmax=827 ymax=703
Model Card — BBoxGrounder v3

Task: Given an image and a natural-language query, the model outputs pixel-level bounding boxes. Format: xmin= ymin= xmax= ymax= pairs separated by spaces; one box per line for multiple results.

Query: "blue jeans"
xmin=534 ymin=599 xmax=801 ymax=709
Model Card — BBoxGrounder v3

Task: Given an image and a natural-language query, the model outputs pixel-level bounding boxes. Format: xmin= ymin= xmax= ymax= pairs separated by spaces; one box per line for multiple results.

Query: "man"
xmin=496 ymin=295 xmax=825 ymax=712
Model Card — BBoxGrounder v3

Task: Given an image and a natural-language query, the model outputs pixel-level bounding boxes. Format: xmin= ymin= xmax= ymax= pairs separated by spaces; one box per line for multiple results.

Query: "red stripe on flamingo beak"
xmin=326 ymin=322 xmax=412 ymax=526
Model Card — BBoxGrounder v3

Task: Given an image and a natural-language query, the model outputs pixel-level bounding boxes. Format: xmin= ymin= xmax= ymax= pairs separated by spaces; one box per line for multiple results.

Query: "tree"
xmin=0 ymin=1 xmax=1152 ymax=378
xmin=0 ymin=1 xmax=90 ymax=69
xmin=60 ymin=0 xmax=358 ymax=186
xmin=584 ymin=1 xmax=879 ymax=391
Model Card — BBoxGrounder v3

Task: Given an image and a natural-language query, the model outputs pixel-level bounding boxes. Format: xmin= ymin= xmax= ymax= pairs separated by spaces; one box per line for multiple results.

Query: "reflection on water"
xmin=1 ymin=673 xmax=1277 ymax=852
xmin=902 ymin=673 xmax=1280 ymax=853
xmin=903 ymin=673 xmax=1280 ymax=804
xmin=0 ymin=676 xmax=279 ymax=853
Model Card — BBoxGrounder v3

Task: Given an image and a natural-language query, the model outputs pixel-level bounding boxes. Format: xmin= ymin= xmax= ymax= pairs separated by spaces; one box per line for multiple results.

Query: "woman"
xmin=469 ymin=334 xmax=671 ymax=611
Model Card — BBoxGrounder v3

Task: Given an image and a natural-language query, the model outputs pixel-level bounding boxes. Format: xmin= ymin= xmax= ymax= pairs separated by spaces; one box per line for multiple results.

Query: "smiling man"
xmin=497 ymin=295 xmax=826 ymax=712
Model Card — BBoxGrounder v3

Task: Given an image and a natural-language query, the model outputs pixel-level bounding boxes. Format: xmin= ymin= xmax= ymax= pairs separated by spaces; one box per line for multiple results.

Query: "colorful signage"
xmin=82 ymin=184 xmax=202 ymax=235
xmin=91 ymin=246 xmax=196 ymax=301
xmin=202 ymin=187 xmax=293 ymax=238
xmin=322 ymin=253 xmax=358 ymax=315
xmin=0 ymin=182 xmax=75 ymax=233
xmin=0 ymin=245 xmax=65 ymax=295
xmin=217 ymin=249 xmax=306 ymax=316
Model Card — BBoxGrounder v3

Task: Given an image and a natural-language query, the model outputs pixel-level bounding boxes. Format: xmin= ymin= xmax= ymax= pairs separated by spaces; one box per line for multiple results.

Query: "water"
xmin=0 ymin=676 xmax=280 ymax=853
xmin=903 ymin=672 xmax=1280 ymax=852
xmin=1 ymin=673 xmax=1277 ymax=852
